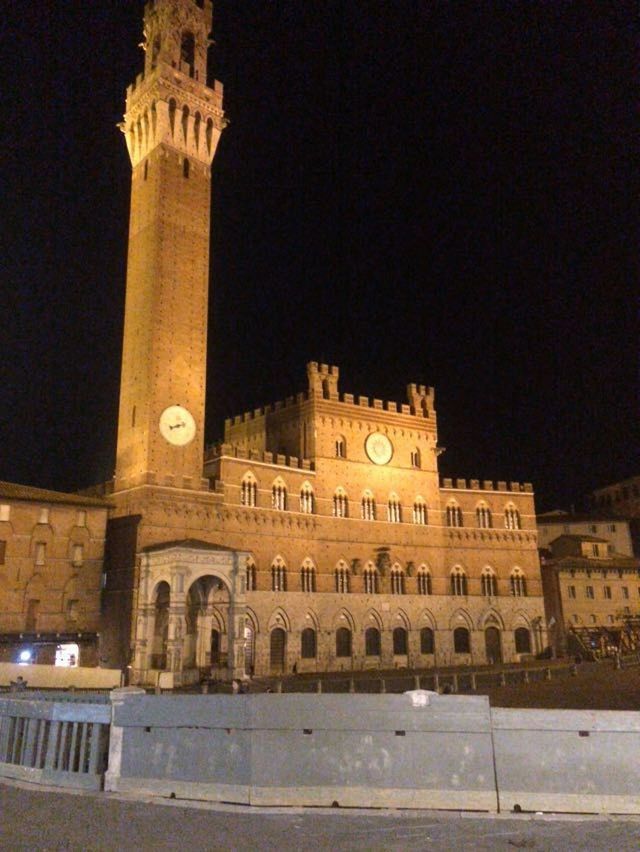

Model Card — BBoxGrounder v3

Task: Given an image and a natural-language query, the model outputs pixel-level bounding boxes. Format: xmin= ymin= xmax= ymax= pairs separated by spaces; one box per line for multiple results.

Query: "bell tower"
xmin=114 ymin=0 xmax=226 ymax=492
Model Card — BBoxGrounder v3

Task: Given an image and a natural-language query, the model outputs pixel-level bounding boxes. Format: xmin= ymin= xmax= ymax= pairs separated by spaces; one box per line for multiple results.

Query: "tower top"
xmin=142 ymin=0 xmax=213 ymax=83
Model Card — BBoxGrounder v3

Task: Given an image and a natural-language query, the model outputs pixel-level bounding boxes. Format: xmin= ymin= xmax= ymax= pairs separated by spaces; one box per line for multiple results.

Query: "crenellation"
xmin=342 ymin=393 xmax=354 ymax=404
xmin=498 ymin=481 xmax=507 ymax=491
xmin=456 ymin=478 xmax=467 ymax=489
xmin=373 ymin=398 xmax=383 ymax=410
xmin=401 ymin=404 xmax=411 ymax=415
xmin=483 ymin=480 xmax=494 ymax=490
xmin=470 ymin=479 xmax=480 ymax=489
xmin=358 ymin=396 xmax=369 ymax=407
xmin=386 ymin=401 xmax=398 ymax=413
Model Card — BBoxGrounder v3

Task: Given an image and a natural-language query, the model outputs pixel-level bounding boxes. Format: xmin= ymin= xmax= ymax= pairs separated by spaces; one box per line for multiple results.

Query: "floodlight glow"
xmin=19 ymin=650 xmax=32 ymax=663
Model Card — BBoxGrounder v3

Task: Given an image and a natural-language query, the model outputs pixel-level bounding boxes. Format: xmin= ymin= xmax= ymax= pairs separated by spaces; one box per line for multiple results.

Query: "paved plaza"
xmin=1 ymin=780 xmax=640 ymax=851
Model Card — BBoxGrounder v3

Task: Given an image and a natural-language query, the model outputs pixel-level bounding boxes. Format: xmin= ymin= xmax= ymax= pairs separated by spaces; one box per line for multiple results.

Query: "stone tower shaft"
xmin=114 ymin=0 xmax=226 ymax=492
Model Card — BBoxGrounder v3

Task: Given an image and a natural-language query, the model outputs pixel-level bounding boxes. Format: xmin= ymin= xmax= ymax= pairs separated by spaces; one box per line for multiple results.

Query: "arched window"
xmin=417 ymin=567 xmax=432 ymax=595
xmin=336 ymin=627 xmax=352 ymax=657
xmin=410 ymin=448 xmax=421 ymax=468
xmin=510 ymin=568 xmax=527 ymax=597
xmin=245 ymin=558 xmax=257 ymax=592
xmin=335 ymin=562 xmax=350 ymax=593
xmin=333 ymin=487 xmax=348 ymax=518
xmin=241 ymin=473 xmax=257 ymax=507
xmin=301 ymin=627 xmax=317 ymax=658
xmin=450 ymin=567 xmax=468 ymax=596
xmin=182 ymin=157 xmax=190 ymax=178
xmin=272 ymin=479 xmax=287 ymax=511
xmin=390 ymin=565 xmax=405 ymax=595
xmin=180 ymin=31 xmax=195 ymax=75
xmin=413 ymin=498 xmax=427 ymax=525
xmin=453 ymin=626 xmax=471 ymax=654
xmin=505 ymin=505 xmax=521 ymax=530
xmin=300 ymin=559 xmax=316 ymax=593
xmin=514 ymin=627 xmax=531 ymax=654
xmin=300 ymin=483 xmax=314 ymax=514
xmin=393 ymin=626 xmax=408 ymax=655
xmin=168 ymin=98 xmax=177 ymax=135
xmin=181 ymin=104 xmax=189 ymax=142
xmin=363 ymin=563 xmax=379 ymax=594
xmin=361 ymin=491 xmax=376 ymax=521
xmin=151 ymin=35 xmax=161 ymax=67
xmin=193 ymin=111 xmax=201 ymax=148
xmin=446 ymin=502 xmax=463 ymax=527
xmin=387 ymin=494 xmax=402 ymax=523
xmin=420 ymin=626 xmax=435 ymax=654
xmin=476 ymin=503 xmax=492 ymax=529
xmin=481 ymin=567 xmax=497 ymax=597
xmin=205 ymin=117 xmax=213 ymax=155
xmin=365 ymin=626 xmax=381 ymax=656
xmin=335 ymin=435 xmax=346 ymax=458
xmin=271 ymin=557 xmax=287 ymax=592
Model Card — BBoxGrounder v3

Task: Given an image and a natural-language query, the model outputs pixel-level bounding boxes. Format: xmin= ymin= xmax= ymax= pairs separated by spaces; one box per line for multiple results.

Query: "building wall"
xmin=538 ymin=518 xmax=633 ymax=557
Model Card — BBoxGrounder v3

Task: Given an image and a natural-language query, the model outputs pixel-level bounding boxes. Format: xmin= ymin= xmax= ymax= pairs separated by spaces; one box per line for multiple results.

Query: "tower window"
xmin=183 ymin=158 xmax=190 ymax=179
xmin=333 ymin=488 xmax=348 ymax=518
xmin=335 ymin=562 xmax=350 ymax=593
xmin=143 ymin=161 xmax=148 ymax=181
xmin=181 ymin=31 xmax=195 ymax=76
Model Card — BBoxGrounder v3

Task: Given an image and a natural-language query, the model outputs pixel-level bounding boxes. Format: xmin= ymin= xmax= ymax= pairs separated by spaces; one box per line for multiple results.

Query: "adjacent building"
xmin=537 ymin=510 xmax=633 ymax=558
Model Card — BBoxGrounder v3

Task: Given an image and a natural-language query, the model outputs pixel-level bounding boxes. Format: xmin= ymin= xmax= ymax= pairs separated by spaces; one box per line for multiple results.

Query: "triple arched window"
xmin=335 ymin=561 xmax=350 ymax=593
xmin=241 ymin=473 xmax=257 ymax=507
xmin=333 ymin=487 xmax=348 ymax=518
xmin=300 ymin=483 xmax=314 ymax=514
xmin=245 ymin=559 xmax=257 ymax=592
xmin=510 ymin=567 xmax=527 ymax=597
xmin=272 ymin=479 xmax=287 ymax=511
xmin=387 ymin=494 xmax=402 ymax=523
xmin=450 ymin=567 xmax=468 ymax=596
xmin=476 ymin=503 xmax=493 ymax=529
xmin=361 ymin=491 xmax=376 ymax=521
xmin=390 ymin=564 xmax=405 ymax=595
xmin=271 ymin=557 xmax=287 ymax=591
xmin=481 ymin=567 xmax=497 ymax=597
xmin=417 ymin=567 xmax=432 ymax=595
xmin=413 ymin=498 xmax=428 ymax=525
xmin=363 ymin=563 xmax=379 ymax=594
xmin=446 ymin=502 xmax=464 ymax=527
xmin=300 ymin=559 xmax=316 ymax=592
xmin=505 ymin=505 xmax=521 ymax=530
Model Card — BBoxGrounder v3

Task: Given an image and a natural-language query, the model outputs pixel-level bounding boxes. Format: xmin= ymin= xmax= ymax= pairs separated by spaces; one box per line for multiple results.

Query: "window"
xmin=241 ymin=473 xmax=257 ymax=507
xmin=393 ymin=627 xmax=408 ymax=655
xmin=390 ymin=565 xmax=405 ymax=595
xmin=336 ymin=627 xmax=352 ymax=658
xmin=38 ymin=508 xmax=49 ymax=524
xmin=417 ymin=567 xmax=432 ymax=595
xmin=572 ymin=614 xmax=580 ymax=624
xmin=590 ymin=614 xmax=597 ymax=624
xmin=35 ymin=542 xmax=46 ymax=566
xmin=335 ymin=436 xmax=346 ymax=458
xmin=453 ymin=626 xmax=470 ymax=654
xmin=420 ymin=627 xmax=435 ymax=654
xmin=446 ymin=503 xmax=463 ymax=527
xmin=514 ymin=627 xmax=531 ymax=654
xmin=510 ymin=568 xmax=527 ymax=597
xmin=66 ymin=600 xmax=79 ymax=622
xmin=590 ymin=524 xmax=597 ymax=534
xmin=481 ymin=568 xmax=497 ymax=597
xmin=567 ymin=585 xmax=576 ymax=599
xmin=335 ymin=563 xmax=350 ymax=593
xmin=76 ymin=510 xmax=87 ymax=527
xmin=0 ymin=540 xmax=6 ymax=564
xmin=180 ymin=30 xmax=195 ymax=74
xmin=183 ymin=157 xmax=190 ymax=178
xmin=585 ymin=586 xmax=594 ymax=599
xmin=72 ymin=544 xmax=84 ymax=567
xmin=387 ymin=494 xmax=402 ymax=523
xmin=450 ymin=567 xmax=467 ymax=596
xmin=363 ymin=563 xmax=379 ymax=594
xmin=410 ymin=448 xmax=421 ymax=468
xmin=0 ymin=505 xmax=9 ymax=522
xmin=245 ymin=559 xmax=257 ymax=591
xmin=272 ymin=480 xmax=287 ymax=511
xmin=609 ymin=524 xmax=616 ymax=532
xmin=26 ymin=599 xmax=40 ymax=632
xmin=365 ymin=627 xmax=381 ymax=656
xmin=300 ymin=560 xmax=316 ymax=592
xmin=300 ymin=483 xmax=314 ymax=514
xmin=301 ymin=627 xmax=316 ymax=659
xmin=413 ymin=498 xmax=427 ymax=525
xmin=607 ymin=614 xmax=615 ymax=625
xmin=361 ymin=491 xmax=376 ymax=521
xmin=333 ymin=487 xmax=348 ymax=518
xmin=603 ymin=586 xmax=612 ymax=600
xmin=271 ymin=558 xmax=287 ymax=591
xmin=622 ymin=586 xmax=630 ymax=599
xmin=504 ymin=506 xmax=521 ymax=530
xmin=476 ymin=504 xmax=492 ymax=529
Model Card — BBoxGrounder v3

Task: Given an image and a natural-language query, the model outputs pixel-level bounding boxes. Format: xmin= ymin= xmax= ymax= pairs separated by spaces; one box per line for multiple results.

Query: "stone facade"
xmin=0 ymin=482 xmax=108 ymax=665
xmin=100 ymin=0 xmax=547 ymax=687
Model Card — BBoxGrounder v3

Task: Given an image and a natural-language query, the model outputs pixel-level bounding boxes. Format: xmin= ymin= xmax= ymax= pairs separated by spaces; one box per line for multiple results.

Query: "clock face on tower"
xmin=365 ymin=432 xmax=393 ymax=465
xmin=159 ymin=405 xmax=196 ymax=446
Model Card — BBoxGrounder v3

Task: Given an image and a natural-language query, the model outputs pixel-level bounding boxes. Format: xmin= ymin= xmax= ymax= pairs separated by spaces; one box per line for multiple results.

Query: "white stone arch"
xmin=332 ymin=607 xmax=356 ymax=633
xmin=449 ymin=608 xmax=474 ymax=631
xmin=510 ymin=609 xmax=533 ymax=630
xmin=478 ymin=607 xmax=505 ymax=631
xmin=300 ymin=608 xmax=320 ymax=632
xmin=418 ymin=608 xmax=437 ymax=630
xmin=363 ymin=608 xmax=383 ymax=630
xmin=245 ymin=606 xmax=260 ymax=635
xmin=267 ymin=606 xmax=291 ymax=633
xmin=391 ymin=608 xmax=411 ymax=631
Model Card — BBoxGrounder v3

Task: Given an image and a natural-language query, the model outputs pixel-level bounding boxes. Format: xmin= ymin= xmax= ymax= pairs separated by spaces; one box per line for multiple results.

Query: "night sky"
xmin=1 ymin=1 xmax=637 ymax=511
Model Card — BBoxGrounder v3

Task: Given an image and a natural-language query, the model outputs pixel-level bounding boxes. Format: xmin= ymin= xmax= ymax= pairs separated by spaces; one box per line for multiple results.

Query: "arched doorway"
xmin=270 ymin=627 xmax=286 ymax=673
xmin=211 ymin=629 xmax=221 ymax=666
xmin=485 ymin=626 xmax=502 ymax=664
xmin=185 ymin=575 xmax=230 ymax=677
xmin=152 ymin=582 xmax=170 ymax=669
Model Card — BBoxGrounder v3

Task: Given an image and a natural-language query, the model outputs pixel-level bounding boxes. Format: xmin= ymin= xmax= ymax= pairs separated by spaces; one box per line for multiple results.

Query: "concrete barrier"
xmin=0 ymin=663 xmax=121 ymax=691
xmin=491 ymin=708 xmax=640 ymax=814
xmin=0 ymin=696 xmax=110 ymax=790
xmin=105 ymin=692 xmax=497 ymax=811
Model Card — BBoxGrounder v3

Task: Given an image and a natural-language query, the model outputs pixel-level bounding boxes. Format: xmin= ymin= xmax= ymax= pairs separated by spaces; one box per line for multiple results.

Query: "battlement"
xmin=440 ymin=478 xmax=534 ymax=494
xmin=205 ymin=443 xmax=315 ymax=472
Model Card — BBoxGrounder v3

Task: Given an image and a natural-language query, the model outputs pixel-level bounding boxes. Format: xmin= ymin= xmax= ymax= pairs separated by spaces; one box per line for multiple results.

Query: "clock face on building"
xmin=159 ymin=405 xmax=196 ymax=446
xmin=365 ymin=432 xmax=393 ymax=465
